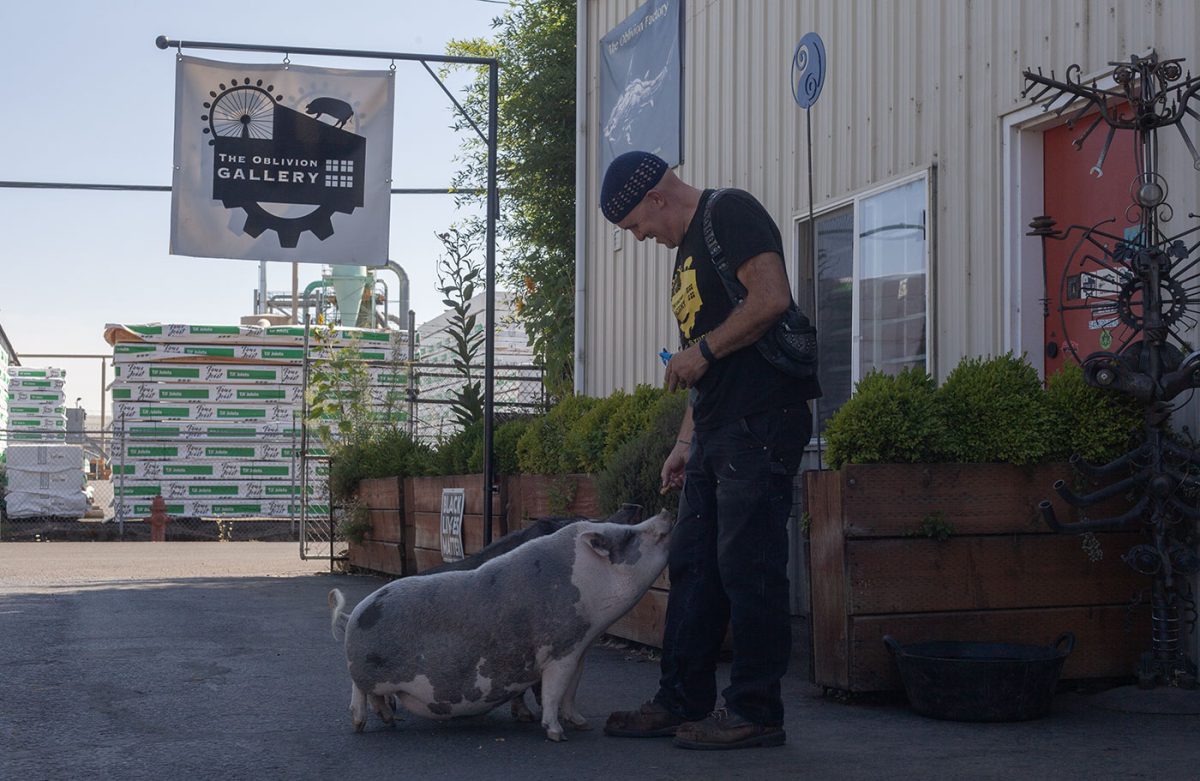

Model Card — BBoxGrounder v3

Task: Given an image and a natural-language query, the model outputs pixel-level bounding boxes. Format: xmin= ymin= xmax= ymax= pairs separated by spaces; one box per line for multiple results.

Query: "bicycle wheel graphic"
xmin=205 ymin=83 xmax=279 ymax=141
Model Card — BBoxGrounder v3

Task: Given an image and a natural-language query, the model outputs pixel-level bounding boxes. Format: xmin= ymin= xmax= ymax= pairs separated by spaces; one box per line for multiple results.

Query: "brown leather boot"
xmin=603 ymin=700 xmax=687 ymax=737
xmin=673 ymin=707 xmax=786 ymax=750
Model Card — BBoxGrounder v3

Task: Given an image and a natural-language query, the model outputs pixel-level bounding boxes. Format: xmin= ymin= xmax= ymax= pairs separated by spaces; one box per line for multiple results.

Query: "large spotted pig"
xmin=415 ymin=504 xmax=643 ymax=722
xmin=328 ymin=510 xmax=673 ymax=741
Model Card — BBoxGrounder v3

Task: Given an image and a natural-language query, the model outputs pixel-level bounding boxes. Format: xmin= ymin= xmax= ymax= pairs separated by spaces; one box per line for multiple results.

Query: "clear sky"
xmin=0 ymin=0 xmax=509 ymax=422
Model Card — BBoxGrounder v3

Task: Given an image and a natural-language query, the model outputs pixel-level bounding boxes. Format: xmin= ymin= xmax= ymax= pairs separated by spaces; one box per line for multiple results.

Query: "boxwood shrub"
xmin=824 ymin=366 xmax=945 ymax=469
xmin=596 ymin=389 xmax=688 ymax=515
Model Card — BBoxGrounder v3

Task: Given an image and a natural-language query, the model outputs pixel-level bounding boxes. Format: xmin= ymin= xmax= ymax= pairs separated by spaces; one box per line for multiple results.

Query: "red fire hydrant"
xmin=147 ymin=495 xmax=171 ymax=542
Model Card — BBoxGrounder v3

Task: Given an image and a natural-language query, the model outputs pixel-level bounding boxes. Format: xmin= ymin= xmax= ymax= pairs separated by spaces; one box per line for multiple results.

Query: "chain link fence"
xmin=404 ymin=362 xmax=548 ymax=444
xmin=2 ymin=362 xmax=549 ymax=546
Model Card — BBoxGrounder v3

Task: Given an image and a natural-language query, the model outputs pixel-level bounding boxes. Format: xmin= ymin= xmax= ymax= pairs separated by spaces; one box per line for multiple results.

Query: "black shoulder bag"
xmin=701 ymin=189 xmax=819 ymax=379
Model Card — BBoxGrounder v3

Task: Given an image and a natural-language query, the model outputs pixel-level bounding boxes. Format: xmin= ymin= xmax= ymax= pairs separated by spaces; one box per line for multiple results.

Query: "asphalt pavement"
xmin=1 ymin=542 xmax=1197 ymax=781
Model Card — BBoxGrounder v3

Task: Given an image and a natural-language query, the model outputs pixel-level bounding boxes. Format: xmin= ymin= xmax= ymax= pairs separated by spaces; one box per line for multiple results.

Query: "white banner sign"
xmin=171 ymin=56 xmax=394 ymax=262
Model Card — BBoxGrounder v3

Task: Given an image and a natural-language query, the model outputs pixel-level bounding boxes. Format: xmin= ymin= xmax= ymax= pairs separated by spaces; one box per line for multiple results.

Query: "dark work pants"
xmin=654 ymin=404 xmax=811 ymax=726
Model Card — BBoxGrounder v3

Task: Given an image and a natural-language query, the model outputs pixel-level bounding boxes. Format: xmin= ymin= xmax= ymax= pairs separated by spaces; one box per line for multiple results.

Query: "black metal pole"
xmin=155 ymin=35 xmax=494 ymax=67
xmin=483 ymin=62 xmax=499 ymax=547
xmin=807 ymin=107 xmax=822 ymax=471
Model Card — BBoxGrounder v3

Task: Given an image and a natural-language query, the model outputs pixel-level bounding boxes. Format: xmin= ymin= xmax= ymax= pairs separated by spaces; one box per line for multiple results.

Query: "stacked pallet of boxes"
xmin=4 ymin=366 xmax=85 ymax=518
xmin=105 ymin=323 xmax=408 ymax=522
xmin=6 ymin=367 xmax=68 ymax=443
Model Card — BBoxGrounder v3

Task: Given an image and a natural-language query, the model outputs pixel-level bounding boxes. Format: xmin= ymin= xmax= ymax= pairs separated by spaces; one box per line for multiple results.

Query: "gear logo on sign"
xmin=200 ymin=77 xmax=367 ymax=248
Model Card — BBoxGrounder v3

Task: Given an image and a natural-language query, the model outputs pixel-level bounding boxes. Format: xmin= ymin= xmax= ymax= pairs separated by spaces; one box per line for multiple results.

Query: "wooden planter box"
xmin=806 ymin=463 xmax=1151 ymax=692
xmin=346 ymin=476 xmax=411 ymax=577
xmin=406 ymin=473 xmax=602 ymax=573
xmin=503 ymin=473 xmax=601 ymax=526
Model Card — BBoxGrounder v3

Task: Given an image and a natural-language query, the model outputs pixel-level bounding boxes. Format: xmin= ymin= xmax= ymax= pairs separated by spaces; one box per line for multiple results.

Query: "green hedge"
xmin=825 ymin=353 xmax=1144 ymax=468
xmin=516 ymin=394 xmax=600 ymax=474
xmin=596 ymin=390 xmax=688 ymax=516
xmin=824 ymin=366 xmax=944 ymax=469
xmin=1043 ymin=362 xmax=1143 ymax=464
xmin=329 ymin=430 xmax=435 ymax=501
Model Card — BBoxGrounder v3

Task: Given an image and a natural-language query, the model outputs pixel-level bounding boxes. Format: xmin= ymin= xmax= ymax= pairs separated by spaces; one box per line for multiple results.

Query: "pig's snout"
xmin=647 ymin=510 xmax=674 ymax=541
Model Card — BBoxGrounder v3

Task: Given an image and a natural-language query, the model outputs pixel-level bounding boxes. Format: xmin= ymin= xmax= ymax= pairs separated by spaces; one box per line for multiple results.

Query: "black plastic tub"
xmin=883 ymin=633 xmax=1075 ymax=722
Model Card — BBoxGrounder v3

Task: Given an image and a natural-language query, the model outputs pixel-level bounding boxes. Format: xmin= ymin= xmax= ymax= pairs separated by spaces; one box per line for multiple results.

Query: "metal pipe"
xmin=100 ymin=359 xmax=107 ymax=458
xmin=408 ymin=309 xmax=417 ymax=439
xmin=1054 ymin=474 xmax=1142 ymax=507
xmin=367 ymin=260 xmax=411 ymax=326
xmin=573 ymin=0 xmax=587 ymax=394
xmin=483 ymin=62 xmax=499 ymax=547
xmin=0 ymin=181 xmax=482 ymax=195
xmin=1069 ymin=447 xmax=1149 ymax=480
xmin=374 ymin=277 xmax=389 ymax=329
xmin=1040 ymin=496 xmax=1149 ymax=533
xmin=156 ymin=35 xmax=496 ymax=67
xmin=291 ymin=262 xmax=299 ymax=324
xmin=258 ymin=261 xmax=268 ymax=315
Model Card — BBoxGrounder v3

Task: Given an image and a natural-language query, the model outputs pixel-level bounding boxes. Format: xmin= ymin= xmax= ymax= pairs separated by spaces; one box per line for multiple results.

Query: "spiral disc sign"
xmin=791 ymin=33 xmax=826 ymax=109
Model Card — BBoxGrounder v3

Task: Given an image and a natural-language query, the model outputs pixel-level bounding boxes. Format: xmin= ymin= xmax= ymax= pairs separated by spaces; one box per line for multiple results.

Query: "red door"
xmin=1042 ymin=109 xmax=1138 ymax=377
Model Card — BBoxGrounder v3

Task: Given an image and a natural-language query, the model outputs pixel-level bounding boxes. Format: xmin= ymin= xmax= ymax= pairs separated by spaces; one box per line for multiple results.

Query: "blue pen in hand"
xmin=659 ymin=348 xmax=673 ymax=366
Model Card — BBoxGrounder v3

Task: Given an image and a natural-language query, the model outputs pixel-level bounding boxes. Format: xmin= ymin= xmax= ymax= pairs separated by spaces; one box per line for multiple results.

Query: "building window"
xmin=797 ymin=172 xmax=931 ymax=437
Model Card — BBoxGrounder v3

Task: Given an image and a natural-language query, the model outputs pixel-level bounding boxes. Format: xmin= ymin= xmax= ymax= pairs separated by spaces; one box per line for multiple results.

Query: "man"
xmin=599 ymin=151 xmax=820 ymax=750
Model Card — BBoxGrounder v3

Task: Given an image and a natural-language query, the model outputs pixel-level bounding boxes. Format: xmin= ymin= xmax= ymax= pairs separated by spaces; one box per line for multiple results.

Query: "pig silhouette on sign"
xmin=305 ymin=97 xmax=354 ymax=129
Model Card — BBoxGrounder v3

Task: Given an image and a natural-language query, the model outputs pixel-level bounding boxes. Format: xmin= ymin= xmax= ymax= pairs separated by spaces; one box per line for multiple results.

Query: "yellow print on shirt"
xmin=672 ymin=256 xmax=703 ymax=339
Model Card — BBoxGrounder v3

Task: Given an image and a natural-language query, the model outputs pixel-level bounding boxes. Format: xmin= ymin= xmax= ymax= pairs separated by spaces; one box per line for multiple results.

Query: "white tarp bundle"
xmin=5 ymin=444 xmax=84 ymax=472
xmin=5 ymin=492 xmax=88 ymax=519
xmin=4 ymin=444 xmax=87 ymax=519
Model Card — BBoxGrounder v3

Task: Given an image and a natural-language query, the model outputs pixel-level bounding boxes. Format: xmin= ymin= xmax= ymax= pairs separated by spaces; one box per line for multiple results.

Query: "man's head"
xmin=601 ymin=151 xmax=698 ymax=249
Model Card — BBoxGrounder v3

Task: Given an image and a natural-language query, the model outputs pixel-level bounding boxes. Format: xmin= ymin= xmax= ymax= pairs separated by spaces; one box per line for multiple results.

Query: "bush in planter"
xmin=825 ymin=353 xmax=1142 ymax=468
xmin=937 ymin=353 xmax=1049 ymax=465
xmin=1043 ymin=362 xmax=1143 ymax=464
xmin=454 ymin=415 xmax=535 ymax=475
xmin=601 ymin=384 xmax=669 ymax=468
xmin=337 ymin=499 xmax=373 ymax=544
xmin=433 ymin=421 xmax=484 ymax=476
xmin=562 ymin=391 xmax=628 ymax=474
xmin=329 ymin=430 xmax=435 ymax=502
xmin=516 ymin=394 xmax=600 ymax=474
xmin=597 ymin=390 xmax=687 ymax=515
xmin=824 ymin=366 xmax=946 ymax=469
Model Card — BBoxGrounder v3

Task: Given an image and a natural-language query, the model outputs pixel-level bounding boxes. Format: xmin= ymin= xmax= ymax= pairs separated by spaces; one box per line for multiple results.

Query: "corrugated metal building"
xmin=577 ymin=0 xmax=1200 ymax=415
xmin=576 ymin=0 xmax=1200 ymax=660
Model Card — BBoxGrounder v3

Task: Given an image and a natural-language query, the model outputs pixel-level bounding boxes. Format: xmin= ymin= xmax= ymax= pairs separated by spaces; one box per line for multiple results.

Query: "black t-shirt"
xmin=671 ymin=189 xmax=821 ymax=431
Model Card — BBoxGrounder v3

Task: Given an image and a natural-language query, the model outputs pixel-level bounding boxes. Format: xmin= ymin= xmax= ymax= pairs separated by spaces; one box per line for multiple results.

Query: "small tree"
xmin=444 ymin=0 xmax=577 ymax=399
xmin=304 ymin=327 xmax=374 ymax=449
xmin=436 ymin=224 xmax=486 ymax=429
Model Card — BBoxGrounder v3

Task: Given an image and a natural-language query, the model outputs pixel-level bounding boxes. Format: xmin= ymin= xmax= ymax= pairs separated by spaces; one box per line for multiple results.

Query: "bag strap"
xmin=702 ymin=188 xmax=804 ymax=322
xmin=701 ymin=188 xmax=747 ymax=305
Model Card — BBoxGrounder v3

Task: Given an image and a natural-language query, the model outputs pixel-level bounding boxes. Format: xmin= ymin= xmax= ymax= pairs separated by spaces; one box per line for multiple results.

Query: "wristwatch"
xmin=697 ymin=336 xmax=717 ymax=364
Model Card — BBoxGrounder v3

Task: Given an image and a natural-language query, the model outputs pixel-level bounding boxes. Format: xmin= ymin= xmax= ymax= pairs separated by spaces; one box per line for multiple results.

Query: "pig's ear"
xmin=582 ymin=531 xmax=614 ymax=561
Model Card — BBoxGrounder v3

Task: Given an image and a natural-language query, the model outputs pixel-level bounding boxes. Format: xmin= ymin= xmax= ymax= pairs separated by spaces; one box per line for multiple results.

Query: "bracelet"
xmin=677 ymin=439 xmax=691 ymax=446
xmin=697 ymin=336 xmax=717 ymax=364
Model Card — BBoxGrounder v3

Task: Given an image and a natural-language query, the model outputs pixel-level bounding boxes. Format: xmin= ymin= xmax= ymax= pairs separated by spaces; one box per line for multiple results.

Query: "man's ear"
xmin=645 ymin=189 xmax=667 ymax=209
xmin=582 ymin=531 xmax=613 ymax=561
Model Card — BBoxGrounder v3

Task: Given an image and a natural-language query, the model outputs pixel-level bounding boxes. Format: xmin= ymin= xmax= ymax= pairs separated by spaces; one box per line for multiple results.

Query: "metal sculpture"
xmin=1024 ymin=51 xmax=1199 ymax=688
